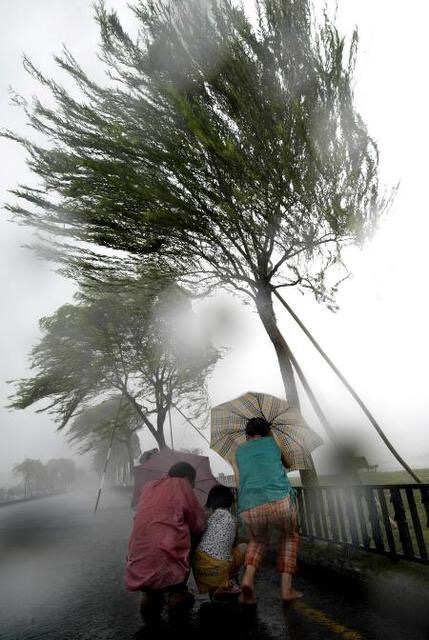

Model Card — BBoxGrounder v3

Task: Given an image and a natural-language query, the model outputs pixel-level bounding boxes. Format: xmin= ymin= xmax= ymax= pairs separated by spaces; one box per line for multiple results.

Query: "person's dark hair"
xmin=168 ymin=462 xmax=196 ymax=484
xmin=206 ymin=484 xmax=235 ymax=510
xmin=245 ymin=417 xmax=271 ymax=438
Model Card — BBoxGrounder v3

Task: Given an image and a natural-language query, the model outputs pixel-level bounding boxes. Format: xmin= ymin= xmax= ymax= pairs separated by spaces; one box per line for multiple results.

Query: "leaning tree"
xmin=10 ymin=276 xmax=220 ymax=448
xmin=68 ymin=395 xmax=142 ymax=475
xmin=92 ymin=438 xmax=139 ymax=486
xmin=4 ymin=0 xmax=387 ymax=478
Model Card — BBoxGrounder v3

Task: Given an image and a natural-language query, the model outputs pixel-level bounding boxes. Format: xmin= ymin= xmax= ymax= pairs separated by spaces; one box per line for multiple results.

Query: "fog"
xmin=1 ymin=0 xmax=429 ymax=488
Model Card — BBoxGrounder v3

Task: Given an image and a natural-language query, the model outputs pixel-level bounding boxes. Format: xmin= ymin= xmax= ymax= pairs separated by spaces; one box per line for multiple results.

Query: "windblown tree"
xmin=10 ymin=277 xmax=219 ymax=448
xmin=13 ymin=457 xmax=77 ymax=496
xmin=5 ymin=0 xmax=387 ymax=476
xmin=44 ymin=458 xmax=77 ymax=491
xmin=53 ymin=457 xmax=77 ymax=490
xmin=13 ymin=458 xmax=46 ymax=497
xmin=45 ymin=458 xmax=66 ymax=492
xmin=92 ymin=438 xmax=138 ymax=486
xmin=68 ymin=395 xmax=142 ymax=474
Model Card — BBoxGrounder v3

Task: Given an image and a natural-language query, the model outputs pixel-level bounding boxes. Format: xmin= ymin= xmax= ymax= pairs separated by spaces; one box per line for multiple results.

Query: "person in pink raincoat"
xmin=125 ymin=461 xmax=206 ymax=623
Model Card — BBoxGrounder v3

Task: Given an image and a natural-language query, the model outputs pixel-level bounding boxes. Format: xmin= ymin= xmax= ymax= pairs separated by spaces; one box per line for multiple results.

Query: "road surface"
xmin=0 ymin=490 xmax=427 ymax=639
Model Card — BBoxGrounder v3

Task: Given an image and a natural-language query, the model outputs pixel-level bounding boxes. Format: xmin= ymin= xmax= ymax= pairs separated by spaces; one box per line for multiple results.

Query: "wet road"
xmin=0 ymin=490 xmax=427 ymax=640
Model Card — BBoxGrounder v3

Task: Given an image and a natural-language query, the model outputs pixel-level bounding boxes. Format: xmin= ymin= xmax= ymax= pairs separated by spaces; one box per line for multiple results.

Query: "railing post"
xmin=325 ymin=487 xmax=340 ymax=542
xmin=343 ymin=487 xmax=360 ymax=547
xmin=405 ymin=487 xmax=428 ymax=562
xmin=390 ymin=487 xmax=414 ymax=559
xmin=420 ymin=487 xmax=429 ymax=528
xmin=364 ymin=487 xmax=385 ymax=552
xmin=354 ymin=487 xmax=371 ymax=548
xmin=376 ymin=487 xmax=396 ymax=556
xmin=306 ymin=487 xmax=323 ymax=538
xmin=317 ymin=488 xmax=329 ymax=539
xmin=296 ymin=488 xmax=309 ymax=536
xmin=335 ymin=489 xmax=348 ymax=542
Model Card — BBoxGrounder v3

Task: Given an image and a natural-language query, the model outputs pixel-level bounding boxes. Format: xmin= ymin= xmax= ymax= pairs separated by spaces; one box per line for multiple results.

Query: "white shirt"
xmin=197 ymin=508 xmax=237 ymax=561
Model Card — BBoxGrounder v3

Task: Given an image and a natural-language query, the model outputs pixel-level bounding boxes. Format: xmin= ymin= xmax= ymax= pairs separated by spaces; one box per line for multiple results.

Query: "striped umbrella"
xmin=210 ymin=391 xmax=323 ymax=470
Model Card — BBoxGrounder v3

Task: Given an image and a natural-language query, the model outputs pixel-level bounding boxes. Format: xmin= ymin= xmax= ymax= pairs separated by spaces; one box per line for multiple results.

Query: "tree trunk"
xmin=255 ymin=283 xmax=300 ymax=405
xmin=122 ymin=388 xmax=166 ymax=449
xmin=255 ymin=283 xmax=318 ymax=486
xmin=125 ymin=438 xmax=135 ymax=484
xmin=156 ymin=407 xmax=167 ymax=449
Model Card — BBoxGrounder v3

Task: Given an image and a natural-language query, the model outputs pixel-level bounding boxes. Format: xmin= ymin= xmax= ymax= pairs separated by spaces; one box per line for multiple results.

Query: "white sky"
xmin=1 ymin=0 xmax=429 ymax=483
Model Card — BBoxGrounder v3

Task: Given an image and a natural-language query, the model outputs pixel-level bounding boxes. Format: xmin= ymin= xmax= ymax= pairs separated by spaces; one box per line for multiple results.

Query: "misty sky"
xmin=1 ymin=0 xmax=429 ymax=484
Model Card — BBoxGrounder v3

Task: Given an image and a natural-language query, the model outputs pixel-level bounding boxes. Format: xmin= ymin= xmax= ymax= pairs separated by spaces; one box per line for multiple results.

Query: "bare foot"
xmin=239 ymin=584 xmax=257 ymax=605
xmin=282 ymin=589 xmax=304 ymax=602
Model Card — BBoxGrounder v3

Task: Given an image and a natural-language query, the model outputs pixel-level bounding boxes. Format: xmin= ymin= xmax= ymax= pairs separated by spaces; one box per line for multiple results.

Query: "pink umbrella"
xmin=131 ymin=447 xmax=219 ymax=508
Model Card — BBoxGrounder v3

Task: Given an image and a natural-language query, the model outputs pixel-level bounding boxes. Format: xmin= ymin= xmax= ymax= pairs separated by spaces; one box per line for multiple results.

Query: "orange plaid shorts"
xmin=241 ymin=495 xmax=299 ymax=574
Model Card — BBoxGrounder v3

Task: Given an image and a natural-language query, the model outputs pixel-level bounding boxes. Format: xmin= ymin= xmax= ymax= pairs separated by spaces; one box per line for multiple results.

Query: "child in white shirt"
xmin=192 ymin=485 xmax=247 ymax=600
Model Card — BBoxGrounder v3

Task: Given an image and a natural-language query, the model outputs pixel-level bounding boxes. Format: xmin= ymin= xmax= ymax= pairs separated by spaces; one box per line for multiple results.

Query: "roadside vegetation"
xmin=0 ymin=456 xmax=78 ymax=503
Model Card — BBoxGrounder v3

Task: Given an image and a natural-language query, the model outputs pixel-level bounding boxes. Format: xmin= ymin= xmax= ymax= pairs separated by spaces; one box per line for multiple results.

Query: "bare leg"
xmin=241 ymin=564 xmax=256 ymax=589
xmin=277 ymin=500 xmax=302 ymax=601
xmin=240 ymin=506 xmax=268 ymax=605
xmin=281 ymin=572 xmax=303 ymax=601
xmin=239 ymin=564 xmax=257 ymax=604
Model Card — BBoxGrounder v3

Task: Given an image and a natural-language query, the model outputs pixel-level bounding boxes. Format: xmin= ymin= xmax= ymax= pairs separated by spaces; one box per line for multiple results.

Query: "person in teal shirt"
xmin=233 ymin=417 xmax=302 ymax=605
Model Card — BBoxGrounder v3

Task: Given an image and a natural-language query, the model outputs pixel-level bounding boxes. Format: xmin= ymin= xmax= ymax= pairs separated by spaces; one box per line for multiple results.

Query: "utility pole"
xmin=93 ymin=393 xmax=124 ymax=514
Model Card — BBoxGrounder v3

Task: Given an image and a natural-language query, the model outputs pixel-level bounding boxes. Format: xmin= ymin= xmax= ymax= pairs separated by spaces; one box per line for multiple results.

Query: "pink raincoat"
xmin=125 ymin=476 xmax=206 ymax=591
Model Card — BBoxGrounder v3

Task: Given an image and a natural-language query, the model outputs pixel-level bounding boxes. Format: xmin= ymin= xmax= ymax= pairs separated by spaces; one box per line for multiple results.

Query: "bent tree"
xmin=92 ymin=437 xmax=140 ymax=487
xmin=10 ymin=277 xmax=219 ymax=449
xmin=5 ymin=1 xmax=386 ymax=475
xmin=67 ymin=395 xmax=142 ymax=476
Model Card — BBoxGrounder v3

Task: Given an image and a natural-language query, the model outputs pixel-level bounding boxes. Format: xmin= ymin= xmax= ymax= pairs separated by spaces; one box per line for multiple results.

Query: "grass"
xmin=290 ymin=467 xmax=429 ymax=486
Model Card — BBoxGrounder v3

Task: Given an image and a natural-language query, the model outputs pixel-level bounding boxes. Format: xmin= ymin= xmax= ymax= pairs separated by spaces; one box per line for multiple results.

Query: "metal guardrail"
xmin=295 ymin=484 xmax=429 ymax=565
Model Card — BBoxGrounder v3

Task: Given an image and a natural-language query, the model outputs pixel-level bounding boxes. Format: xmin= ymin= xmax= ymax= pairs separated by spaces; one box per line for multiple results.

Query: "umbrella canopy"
xmin=132 ymin=447 xmax=219 ymax=507
xmin=210 ymin=391 xmax=323 ymax=471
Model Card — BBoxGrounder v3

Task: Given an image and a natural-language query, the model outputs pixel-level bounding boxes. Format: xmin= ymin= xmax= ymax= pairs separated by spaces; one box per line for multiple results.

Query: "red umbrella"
xmin=131 ymin=447 xmax=219 ymax=508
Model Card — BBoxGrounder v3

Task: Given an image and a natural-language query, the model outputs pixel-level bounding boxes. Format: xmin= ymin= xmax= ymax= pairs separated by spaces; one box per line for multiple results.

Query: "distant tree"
xmin=13 ymin=458 xmax=46 ymax=497
xmin=56 ymin=458 xmax=77 ymax=490
xmin=45 ymin=458 xmax=62 ymax=492
xmin=45 ymin=458 xmax=77 ymax=491
xmin=67 ymin=395 xmax=142 ymax=472
xmin=3 ymin=0 xmax=387 ymax=420
xmin=10 ymin=277 xmax=219 ymax=448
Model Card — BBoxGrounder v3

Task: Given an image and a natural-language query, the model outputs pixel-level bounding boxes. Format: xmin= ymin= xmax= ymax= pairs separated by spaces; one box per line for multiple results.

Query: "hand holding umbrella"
xmin=210 ymin=391 xmax=323 ymax=470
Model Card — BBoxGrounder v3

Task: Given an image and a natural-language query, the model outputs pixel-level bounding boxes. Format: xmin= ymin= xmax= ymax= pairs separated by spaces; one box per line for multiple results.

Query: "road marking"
xmin=292 ymin=601 xmax=365 ymax=639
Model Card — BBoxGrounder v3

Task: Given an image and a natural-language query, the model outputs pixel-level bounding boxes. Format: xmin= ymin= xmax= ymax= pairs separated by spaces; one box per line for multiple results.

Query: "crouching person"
xmin=125 ymin=462 xmax=206 ymax=625
xmin=192 ymin=485 xmax=247 ymax=601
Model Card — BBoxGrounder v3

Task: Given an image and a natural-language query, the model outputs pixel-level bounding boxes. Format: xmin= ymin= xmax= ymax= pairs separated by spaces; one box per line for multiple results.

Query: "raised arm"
xmin=281 ymin=451 xmax=293 ymax=470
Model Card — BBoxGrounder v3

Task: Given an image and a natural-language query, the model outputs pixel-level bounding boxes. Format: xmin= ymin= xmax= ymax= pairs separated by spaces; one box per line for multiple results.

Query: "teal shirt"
xmin=235 ymin=437 xmax=293 ymax=513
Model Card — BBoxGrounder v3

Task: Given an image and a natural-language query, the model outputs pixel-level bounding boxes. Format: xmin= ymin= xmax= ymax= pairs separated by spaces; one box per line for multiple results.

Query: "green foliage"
xmin=91 ymin=438 xmax=137 ymax=485
xmin=3 ymin=0 xmax=387 ymax=308
xmin=13 ymin=458 xmax=46 ymax=494
xmin=67 ymin=394 xmax=141 ymax=459
xmin=9 ymin=275 xmax=219 ymax=446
